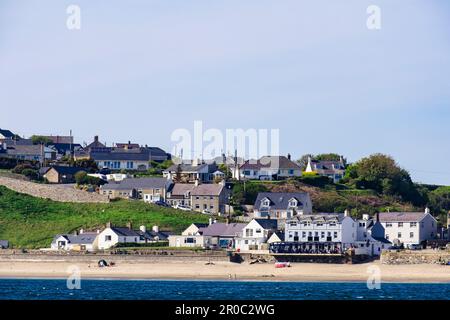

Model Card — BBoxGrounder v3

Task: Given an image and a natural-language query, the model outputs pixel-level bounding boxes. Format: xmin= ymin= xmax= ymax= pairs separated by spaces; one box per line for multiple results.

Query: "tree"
xmin=31 ymin=135 xmax=52 ymax=146
xmin=74 ymin=171 xmax=88 ymax=185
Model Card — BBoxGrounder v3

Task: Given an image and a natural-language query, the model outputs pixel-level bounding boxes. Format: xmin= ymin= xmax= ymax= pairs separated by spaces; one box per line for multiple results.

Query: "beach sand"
xmin=0 ymin=260 xmax=449 ymax=283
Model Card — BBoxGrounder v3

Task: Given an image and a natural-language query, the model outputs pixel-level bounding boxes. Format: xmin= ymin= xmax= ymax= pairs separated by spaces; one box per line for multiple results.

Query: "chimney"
xmin=140 ymin=225 xmax=147 ymax=233
xmin=287 ymin=153 xmax=291 ymax=161
xmin=94 ymin=135 xmax=99 ymax=143
xmin=362 ymin=214 xmax=369 ymax=221
xmin=96 ymin=229 xmax=100 ymax=234
xmin=79 ymin=228 xmax=84 ymax=234
xmin=126 ymin=222 xmax=132 ymax=230
xmin=209 ymin=218 xmax=213 ymax=225
xmin=344 ymin=209 xmax=349 ymax=217
xmin=425 ymin=207 xmax=430 ymax=214
xmin=194 ymin=179 xmax=199 ymax=187
xmin=225 ymin=218 xmax=229 ymax=225
xmin=376 ymin=212 xmax=380 ymax=222
xmin=106 ymin=221 xmax=112 ymax=228
xmin=152 ymin=226 xmax=159 ymax=233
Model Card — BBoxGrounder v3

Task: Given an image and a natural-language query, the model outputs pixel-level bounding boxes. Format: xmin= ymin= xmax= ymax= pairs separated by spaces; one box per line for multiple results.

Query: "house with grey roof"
xmin=51 ymin=231 xmax=99 ymax=252
xmin=253 ymin=192 xmax=313 ymax=220
xmin=100 ymin=177 xmax=172 ymax=202
xmin=235 ymin=218 xmax=278 ymax=252
xmin=236 ymin=155 xmax=301 ymax=180
xmin=163 ymin=159 xmax=218 ymax=183
xmin=305 ymin=156 xmax=346 ymax=183
xmin=190 ymin=182 xmax=230 ymax=214
xmin=374 ymin=209 xmax=437 ymax=247
xmin=43 ymin=166 xmax=87 ymax=183
xmin=1 ymin=143 xmax=56 ymax=162
xmin=0 ymin=128 xmax=16 ymax=141
xmin=166 ymin=183 xmax=197 ymax=208
xmin=97 ymin=223 xmax=170 ymax=250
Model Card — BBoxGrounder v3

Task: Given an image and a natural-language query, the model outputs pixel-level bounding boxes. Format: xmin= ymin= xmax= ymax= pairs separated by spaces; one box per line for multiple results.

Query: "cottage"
xmin=97 ymin=223 xmax=170 ymax=250
xmin=235 ymin=219 xmax=278 ymax=251
xmin=166 ymin=183 xmax=196 ymax=208
xmin=236 ymin=155 xmax=301 ymax=180
xmin=305 ymin=156 xmax=346 ymax=183
xmin=43 ymin=166 xmax=87 ymax=183
xmin=375 ymin=209 xmax=437 ymax=247
xmin=51 ymin=231 xmax=99 ymax=252
xmin=100 ymin=177 xmax=172 ymax=202
xmin=168 ymin=223 xmax=209 ymax=248
xmin=200 ymin=221 xmax=246 ymax=249
xmin=253 ymin=192 xmax=313 ymax=220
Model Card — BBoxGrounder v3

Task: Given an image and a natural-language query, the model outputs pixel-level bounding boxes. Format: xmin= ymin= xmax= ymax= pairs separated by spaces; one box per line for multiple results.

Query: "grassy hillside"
xmin=0 ymin=186 xmax=209 ymax=249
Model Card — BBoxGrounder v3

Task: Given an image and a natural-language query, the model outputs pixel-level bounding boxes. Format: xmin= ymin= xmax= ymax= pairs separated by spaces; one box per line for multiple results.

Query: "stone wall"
xmin=0 ymin=176 xmax=109 ymax=203
xmin=381 ymin=250 xmax=450 ymax=265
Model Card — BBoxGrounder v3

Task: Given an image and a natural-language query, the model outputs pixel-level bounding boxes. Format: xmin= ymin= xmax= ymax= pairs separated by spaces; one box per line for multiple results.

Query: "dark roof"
xmin=0 ymin=240 xmax=9 ymax=248
xmin=240 ymin=156 xmax=301 ymax=170
xmin=111 ymin=227 xmax=140 ymax=237
xmin=6 ymin=144 xmax=48 ymax=156
xmin=0 ymin=129 xmax=15 ymax=138
xmin=46 ymin=166 xmax=87 ymax=176
xmin=190 ymin=184 xmax=224 ymax=196
xmin=110 ymin=227 xmax=170 ymax=240
xmin=377 ymin=212 xmax=431 ymax=223
xmin=90 ymin=148 xmax=150 ymax=161
xmin=53 ymin=233 xmax=98 ymax=245
xmin=116 ymin=143 xmax=141 ymax=149
xmin=165 ymin=163 xmax=212 ymax=173
xmin=168 ymin=183 xmax=196 ymax=196
xmin=199 ymin=222 xmax=246 ymax=237
xmin=311 ymin=160 xmax=345 ymax=171
xmin=254 ymin=192 xmax=310 ymax=211
xmin=101 ymin=177 xmax=170 ymax=191
xmin=49 ymin=143 xmax=82 ymax=154
xmin=372 ymin=236 xmax=392 ymax=244
xmin=86 ymin=136 xmax=106 ymax=149
xmin=193 ymin=223 xmax=209 ymax=228
xmin=254 ymin=218 xmax=278 ymax=230
xmin=295 ymin=213 xmax=346 ymax=223
xmin=147 ymin=147 xmax=168 ymax=157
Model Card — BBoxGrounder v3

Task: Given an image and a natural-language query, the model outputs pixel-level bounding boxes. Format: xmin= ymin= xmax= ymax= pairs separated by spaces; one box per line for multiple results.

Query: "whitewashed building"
xmin=375 ymin=209 xmax=437 ymax=246
xmin=51 ymin=231 xmax=99 ymax=252
xmin=253 ymin=192 xmax=313 ymax=220
xmin=235 ymin=219 xmax=278 ymax=251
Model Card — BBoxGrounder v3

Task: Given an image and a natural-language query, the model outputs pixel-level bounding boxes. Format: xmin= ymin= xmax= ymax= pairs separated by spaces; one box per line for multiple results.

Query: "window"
xmin=316 ymin=223 xmax=323 ymax=227
xmin=386 ymin=234 xmax=390 ymax=240
xmin=126 ymin=161 xmax=134 ymax=169
xmin=410 ymin=232 xmax=414 ymax=238
xmin=321 ymin=232 xmax=325 ymax=238
xmin=245 ymin=229 xmax=253 ymax=237
xmin=289 ymin=221 xmax=297 ymax=227
xmin=256 ymin=229 xmax=262 ymax=233
xmin=195 ymin=204 xmax=200 ymax=209
xmin=410 ymin=222 xmax=417 ymax=227
xmin=203 ymin=204 xmax=207 ymax=209
xmin=386 ymin=223 xmax=392 ymax=228
xmin=398 ymin=222 xmax=403 ymax=227
xmin=359 ymin=222 xmax=365 ymax=227
xmin=105 ymin=235 xmax=112 ymax=241
xmin=333 ymin=232 xmax=338 ymax=238
xmin=289 ymin=169 xmax=294 ymax=174
xmin=398 ymin=232 xmax=402 ymax=238
xmin=302 ymin=232 xmax=306 ymax=238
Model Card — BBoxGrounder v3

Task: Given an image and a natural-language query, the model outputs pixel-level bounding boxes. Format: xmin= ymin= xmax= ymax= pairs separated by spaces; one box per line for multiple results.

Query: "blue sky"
xmin=1 ymin=0 xmax=449 ymax=185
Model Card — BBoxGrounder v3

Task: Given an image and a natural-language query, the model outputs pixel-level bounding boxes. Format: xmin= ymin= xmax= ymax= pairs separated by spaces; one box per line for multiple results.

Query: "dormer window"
xmin=288 ymin=198 xmax=297 ymax=207
xmin=261 ymin=198 xmax=270 ymax=207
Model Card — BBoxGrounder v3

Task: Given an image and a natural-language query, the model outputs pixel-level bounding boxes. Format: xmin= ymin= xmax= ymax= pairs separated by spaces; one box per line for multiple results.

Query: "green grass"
xmin=0 ymin=186 xmax=210 ymax=249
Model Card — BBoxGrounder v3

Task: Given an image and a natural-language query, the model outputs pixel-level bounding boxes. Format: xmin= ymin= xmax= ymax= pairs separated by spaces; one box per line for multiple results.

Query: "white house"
xmin=375 ymin=209 xmax=437 ymax=246
xmin=168 ymin=223 xmax=210 ymax=248
xmin=50 ymin=231 xmax=99 ymax=252
xmin=235 ymin=219 xmax=278 ymax=252
xmin=305 ymin=156 xmax=346 ymax=183
xmin=97 ymin=223 xmax=169 ymax=250
xmin=253 ymin=192 xmax=313 ymax=220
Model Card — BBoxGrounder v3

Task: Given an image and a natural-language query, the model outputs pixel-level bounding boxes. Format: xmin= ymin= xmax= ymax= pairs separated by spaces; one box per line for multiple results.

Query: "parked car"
xmin=407 ymin=244 xmax=422 ymax=250
xmin=174 ymin=204 xmax=191 ymax=211
xmin=154 ymin=201 xmax=170 ymax=207
xmin=202 ymin=209 xmax=213 ymax=215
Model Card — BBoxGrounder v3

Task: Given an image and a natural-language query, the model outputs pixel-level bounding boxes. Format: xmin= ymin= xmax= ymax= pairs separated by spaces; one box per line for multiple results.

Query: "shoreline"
xmin=0 ymin=260 xmax=449 ymax=284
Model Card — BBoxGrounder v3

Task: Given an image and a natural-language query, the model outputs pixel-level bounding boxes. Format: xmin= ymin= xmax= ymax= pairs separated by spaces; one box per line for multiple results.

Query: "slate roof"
xmin=0 ymin=129 xmax=15 ymax=139
xmin=102 ymin=177 xmax=170 ymax=191
xmin=311 ymin=160 xmax=345 ymax=171
xmin=377 ymin=212 xmax=431 ymax=223
xmin=49 ymin=143 xmax=82 ymax=154
xmin=199 ymin=223 xmax=246 ymax=237
xmin=53 ymin=233 xmax=98 ymax=245
xmin=165 ymin=163 xmax=211 ymax=173
xmin=294 ymin=213 xmax=346 ymax=223
xmin=191 ymin=184 xmax=224 ymax=196
xmin=110 ymin=227 xmax=171 ymax=240
xmin=6 ymin=145 xmax=53 ymax=156
xmin=90 ymin=148 xmax=150 ymax=161
xmin=168 ymin=183 xmax=196 ymax=196
xmin=254 ymin=218 xmax=278 ymax=230
xmin=148 ymin=147 xmax=168 ymax=158
xmin=254 ymin=192 xmax=310 ymax=211
xmin=240 ymin=156 xmax=301 ymax=170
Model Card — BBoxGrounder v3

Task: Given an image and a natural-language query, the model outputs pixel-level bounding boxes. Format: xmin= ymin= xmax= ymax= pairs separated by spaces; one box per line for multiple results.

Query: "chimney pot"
xmin=140 ymin=225 xmax=147 ymax=233
xmin=152 ymin=225 xmax=159 ymax=233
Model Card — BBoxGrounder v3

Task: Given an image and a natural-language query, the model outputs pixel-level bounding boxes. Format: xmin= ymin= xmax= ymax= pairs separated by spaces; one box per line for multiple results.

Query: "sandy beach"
xmin=0 ymin=260 xmax=449 ymax=283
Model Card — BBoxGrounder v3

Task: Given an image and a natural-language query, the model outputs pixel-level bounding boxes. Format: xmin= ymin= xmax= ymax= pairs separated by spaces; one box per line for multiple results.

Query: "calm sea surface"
xmin=0 ymin=279 xmax=449 ymax=300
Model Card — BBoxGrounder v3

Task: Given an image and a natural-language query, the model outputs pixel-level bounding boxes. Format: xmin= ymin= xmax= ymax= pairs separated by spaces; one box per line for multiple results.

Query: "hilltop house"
xmin=253 ymin=192 xmax=313 ymax=220
xmin=163 ymin=160 xmax=218 ymax=183
xmin=97 ymin=223 xmax=170 ymax=250
xmin=375 ymin=209 xmax=437 ymax=247
xmin=236 ymin=155 xmax=301 ymax=180
xmin=235 ymin=219 xmax=278 ymax=251
xmin=100 ymin=177 xmax=172 ymax=202
xmin=305 ymin=156 xmax=346 ymax=183
xmin=43 ymin=166 xmax=87 ymax=184
xmin=51 ymin=231 xmax=99 ymax=252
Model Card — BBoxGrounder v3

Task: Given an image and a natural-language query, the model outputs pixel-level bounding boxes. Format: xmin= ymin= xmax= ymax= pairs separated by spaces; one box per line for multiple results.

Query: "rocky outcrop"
xmin=381 ymin=250 xmax=450 ymax=265
xmin=0 ymin=176 xmax=109 ymax=203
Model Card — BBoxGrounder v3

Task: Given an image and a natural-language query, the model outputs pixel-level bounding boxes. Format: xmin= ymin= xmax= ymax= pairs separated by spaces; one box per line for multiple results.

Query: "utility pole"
xmin=69 ymin=129 xmax=73 ymax=161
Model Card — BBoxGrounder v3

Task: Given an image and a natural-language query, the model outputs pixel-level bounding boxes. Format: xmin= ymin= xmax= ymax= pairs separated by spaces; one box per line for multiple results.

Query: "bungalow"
xmin=100 ymin=177 xmax=172 ymax=202
xmin=43 ymin=166 xmax=87 ymax=183
xmin=236 ymin=155 xmax=301 ymax=180
xmin=235 ymin=219 xmax=278 ymax=251
xmin=375 ymin=209 xmax=437 ymax=247
xmin=97 ymin=223 xmax=169 ymax=250
xmin=253 ymin=192 xmax=313 ymax=220
xmin=51 ymin=231 xmax=99 ymax=252
xmin=305 ymin=156 xmax=346 ymax=183
xmin=163 ymin=160 xmax=218 ymax=183
xmin=200 ymin=221 xmax=247 ymax=249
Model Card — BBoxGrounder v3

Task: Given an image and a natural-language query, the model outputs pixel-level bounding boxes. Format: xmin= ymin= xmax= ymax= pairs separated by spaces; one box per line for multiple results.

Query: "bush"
xmin=296 ymin=174 xmax=333 ymax=188
xmin=12 ymin=163 xmax=36 ymax=174
xmin=74 ymin=171 xmax=105 ymax=186
xmin=21 ymin=169 xmax=39 ymax=181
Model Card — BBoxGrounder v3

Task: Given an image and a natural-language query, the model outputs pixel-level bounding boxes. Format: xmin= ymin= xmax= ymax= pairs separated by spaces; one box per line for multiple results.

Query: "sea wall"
xmin=381 ymin=250 xmax=450 ymax=265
